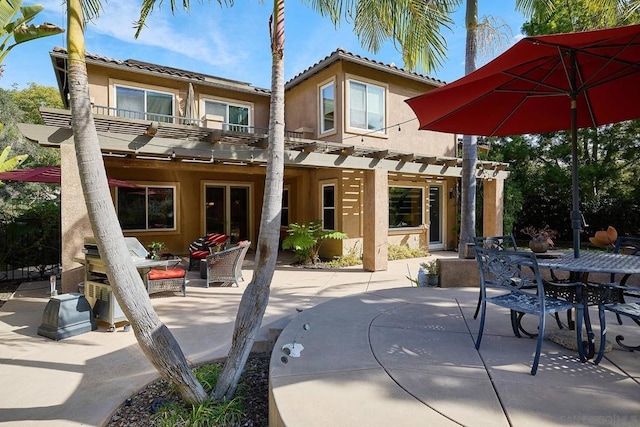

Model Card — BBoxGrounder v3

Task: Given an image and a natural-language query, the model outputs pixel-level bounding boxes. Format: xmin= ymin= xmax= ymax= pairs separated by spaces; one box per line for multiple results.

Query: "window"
xmin=389 ymin=187 xmax=423 ymax=228
xmin=281 ymin=188 xmax=289 ymax=227
xmin=322 ymin=184 xmax=336 ymax=230
xmin=117 ymin=186 xmax=176 ymax=231
xmin=320 ymin=82 xmax=335 ymax=134
xmin=204 ymin=100 xmax=250 ymax=132
xmin=115 ymin=86 xmax=174 ymax=123
xmin=348 ymin=80 xmax=385 ymax=132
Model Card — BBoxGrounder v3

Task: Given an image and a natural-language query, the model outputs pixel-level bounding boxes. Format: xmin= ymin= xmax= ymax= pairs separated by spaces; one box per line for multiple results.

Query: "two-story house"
xmin=19 ymin=47 xmax=508 ymax=293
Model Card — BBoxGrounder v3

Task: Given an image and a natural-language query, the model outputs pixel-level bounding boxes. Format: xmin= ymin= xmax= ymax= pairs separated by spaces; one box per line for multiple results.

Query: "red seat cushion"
xmin=148 ymin=268 xmax=186 ymax=280
xmin=190 ymin=250 xmax=209 ymax=259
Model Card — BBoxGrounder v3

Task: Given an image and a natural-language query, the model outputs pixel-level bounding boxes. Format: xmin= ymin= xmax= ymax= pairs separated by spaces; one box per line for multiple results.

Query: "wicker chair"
xmin=146 ymin=266 xmax=187 ymax=296
xmin=203 ymin=241 xmax=251 ymax=287
xmin=188 ymin=233 xmax=229 ymax=270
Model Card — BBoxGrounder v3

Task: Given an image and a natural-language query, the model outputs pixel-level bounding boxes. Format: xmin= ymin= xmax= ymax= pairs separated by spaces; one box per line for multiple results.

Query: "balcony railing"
xmin=90 ymin=105 xmax=303 ymax=138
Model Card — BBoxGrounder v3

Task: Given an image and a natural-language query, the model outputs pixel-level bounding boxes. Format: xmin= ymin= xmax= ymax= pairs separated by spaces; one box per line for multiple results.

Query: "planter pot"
xmin=417 ymin=267 xmax=429 ymax=287
xmin=529 ymin=240 xmax=549 ymax=253
xmin=427 ymin=274 xmax=439 ymax=287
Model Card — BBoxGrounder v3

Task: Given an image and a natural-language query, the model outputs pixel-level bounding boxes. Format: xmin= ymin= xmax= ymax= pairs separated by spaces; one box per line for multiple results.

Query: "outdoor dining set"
xmin=472 ymin=235 xmax=640 ymax=375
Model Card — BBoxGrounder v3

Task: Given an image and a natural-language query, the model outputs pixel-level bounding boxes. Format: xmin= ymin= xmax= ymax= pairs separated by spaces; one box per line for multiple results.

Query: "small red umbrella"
xmin=0 ymin=165 xmax=139 ymax=188
xmin=406 ymin=24 xmax=640 ymax=257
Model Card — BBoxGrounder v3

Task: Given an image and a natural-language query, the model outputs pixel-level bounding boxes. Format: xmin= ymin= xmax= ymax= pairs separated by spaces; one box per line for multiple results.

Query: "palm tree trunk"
xmin=67 ymin=0 xmax=206 ymax=404
xmin=460 ymin=0 xmax=478 ymax=258
xmin=212 ymin=0 xmax=285 ymax=401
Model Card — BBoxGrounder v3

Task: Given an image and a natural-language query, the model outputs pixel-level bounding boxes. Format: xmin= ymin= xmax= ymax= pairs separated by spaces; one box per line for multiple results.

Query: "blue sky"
xmin=0 ymin=1 xmax=526 ymax=91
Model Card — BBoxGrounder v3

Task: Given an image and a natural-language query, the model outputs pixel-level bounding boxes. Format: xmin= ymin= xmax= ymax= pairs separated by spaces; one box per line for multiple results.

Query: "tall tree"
xmin=134 ymin=0 xmax=459 ymax=400
xmin=65 ymin=0 xmax=207 ymax=404
xmin=0 ymin=0 xmax=64 ymax=76
xmin=458 ymin=0 xmax=630 ymax=255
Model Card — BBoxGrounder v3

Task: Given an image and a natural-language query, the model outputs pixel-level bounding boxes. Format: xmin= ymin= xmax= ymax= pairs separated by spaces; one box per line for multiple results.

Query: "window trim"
xmin=281 ymin=186 xmax=290 ymax=228
xmin=318 ymin=79 xmax=336 ymax=136
xmin=388 ymin=185 xmax=424 ymax=230
xmin=201 ymin=97 xmax=253 ymax=131
xmin=320 ymin=181 xmax=337 ymax=231
xmin=110 ymin=80 xmax=176 ymax=122
xmin=116 ymin=184 xmax=178 ymax=232
xmin=345 ymin=75 xmax=388 ymax=136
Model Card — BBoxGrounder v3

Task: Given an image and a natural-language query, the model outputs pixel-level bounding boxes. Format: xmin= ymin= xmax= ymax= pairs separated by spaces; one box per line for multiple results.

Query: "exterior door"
xmin=205 ymin=184 xmax=250 ymax=243
xmin=429 ymin=185 xmax=444 ymax=250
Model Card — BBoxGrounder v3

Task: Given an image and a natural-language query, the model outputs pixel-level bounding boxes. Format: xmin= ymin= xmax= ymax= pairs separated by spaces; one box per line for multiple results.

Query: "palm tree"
xmin=0 ymin=0 xmax=64 ymax=72
xmin=65 ymin=0 xmax=207 ymax=404
xmin=457 ymin=0 xmax=632 ymax=256
xmin=66 ymin=0 xmax=458 ymax=403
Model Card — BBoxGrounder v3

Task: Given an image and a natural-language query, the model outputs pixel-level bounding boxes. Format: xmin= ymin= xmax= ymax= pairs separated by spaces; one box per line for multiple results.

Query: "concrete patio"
xmin=0 ymin=252 xmax=638 ymax=426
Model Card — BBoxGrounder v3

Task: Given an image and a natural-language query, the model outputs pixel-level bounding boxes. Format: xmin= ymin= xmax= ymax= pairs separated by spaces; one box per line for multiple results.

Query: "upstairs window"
xmin=115 ymin=86 xmax=174 ymax=123
xmin=117 ymin=186 xmax=176 ymax=231
xmin=320 ymin=81 xmax=335 ymax=134
xmin=348 ymin=80 xmax=385 ymax=132
xmin=204 ymin=100 xmax=250 ymax=132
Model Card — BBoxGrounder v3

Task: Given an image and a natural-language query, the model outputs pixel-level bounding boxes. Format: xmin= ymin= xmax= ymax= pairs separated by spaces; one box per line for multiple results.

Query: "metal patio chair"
xmin=609 ymin=237 xmax=640 ymax=325
xmin=594 ymin=282 xmax=640 ymax=363
xmin=472 ymin=236 xmax=518 ymax=320
xmin=474 ymin=247 xmax=585 ymax=375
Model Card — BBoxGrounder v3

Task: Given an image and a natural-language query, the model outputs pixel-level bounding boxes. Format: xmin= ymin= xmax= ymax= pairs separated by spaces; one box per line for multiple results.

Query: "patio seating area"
xmin=0 ymin=252 xmax=638 ymax=426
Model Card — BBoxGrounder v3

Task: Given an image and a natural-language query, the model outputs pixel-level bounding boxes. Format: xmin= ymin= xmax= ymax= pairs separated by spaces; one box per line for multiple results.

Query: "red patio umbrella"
xmin=406 ymin=24 xmax=640 ymax=257
xmin=0 ymin=165 xmax=139 ymax=188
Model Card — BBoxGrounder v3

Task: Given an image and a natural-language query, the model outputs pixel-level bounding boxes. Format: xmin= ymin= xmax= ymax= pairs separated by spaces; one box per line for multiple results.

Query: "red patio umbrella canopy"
xmin=406 ymin=24 xmax=640 ymax=258
xmin=0 ymin=165 xmax=139 ymax=188
xmin=406 ymin=24 xmax=640 ymax=136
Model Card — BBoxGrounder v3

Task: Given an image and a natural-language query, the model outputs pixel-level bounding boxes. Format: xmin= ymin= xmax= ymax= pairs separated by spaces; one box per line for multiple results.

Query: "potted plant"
xmin=148 ymin=241 xmax=166 ymax=260
xmin=520 ymin=225 xmax=558 ymax=253
xmin=417 ymin=260 xmax=439 ymax=287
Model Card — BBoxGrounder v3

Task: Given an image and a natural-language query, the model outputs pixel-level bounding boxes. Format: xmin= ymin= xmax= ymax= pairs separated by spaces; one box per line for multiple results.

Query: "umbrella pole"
xmin=570 ymin=98 xmax=581 ymax=258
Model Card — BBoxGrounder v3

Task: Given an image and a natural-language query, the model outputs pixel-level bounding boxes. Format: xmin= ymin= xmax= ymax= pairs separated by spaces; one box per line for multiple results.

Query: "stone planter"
xmin=417 ymin=267 xmax=429 ymax=287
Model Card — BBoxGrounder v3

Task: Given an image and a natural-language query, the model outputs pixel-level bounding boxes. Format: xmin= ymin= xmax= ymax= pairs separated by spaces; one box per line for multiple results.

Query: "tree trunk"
xmin=66 ymin=0 xmax=206 ymax=405
xmin=212 ymin=0 xmax=285 ymax=401
xmin=459 ymin=0 xmax=478 ymax=258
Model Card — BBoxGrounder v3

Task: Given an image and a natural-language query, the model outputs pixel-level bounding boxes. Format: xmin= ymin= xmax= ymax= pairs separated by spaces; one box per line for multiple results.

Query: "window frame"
xmin=345 ymin=76 xmax=387 ymax=136
xmin=318 ymin=79 xmax=336 ymax=136
xmin=116 ymin=184 xmax=177 ymax=232
xmin=388 ymin=185 xmax=424 ymax=230
xmin=202 ymin=97 xmax=253 ymax=132
xmin=112 ymin=83 xmax=175 ymax=123
xmin=281 ymin=186 xmax=290 ymax=228
xmin=320 ymin=181 xmax=337 ymax=231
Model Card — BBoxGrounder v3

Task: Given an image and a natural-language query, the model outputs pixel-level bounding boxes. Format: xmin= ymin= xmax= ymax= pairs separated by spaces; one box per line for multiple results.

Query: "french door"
xmin=204 ymin=184 xmax=251 ymax=243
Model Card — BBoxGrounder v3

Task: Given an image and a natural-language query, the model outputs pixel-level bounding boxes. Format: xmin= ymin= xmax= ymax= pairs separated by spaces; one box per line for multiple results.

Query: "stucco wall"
xmin=85 ymin=63 xmax=271 ymax=129
xmin=284 ymin=60 xmax=456 ymax=157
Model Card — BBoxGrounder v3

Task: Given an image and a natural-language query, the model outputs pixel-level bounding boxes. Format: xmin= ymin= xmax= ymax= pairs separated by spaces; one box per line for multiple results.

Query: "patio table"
xmin=532 ymin=251 xmax=640 ymax=359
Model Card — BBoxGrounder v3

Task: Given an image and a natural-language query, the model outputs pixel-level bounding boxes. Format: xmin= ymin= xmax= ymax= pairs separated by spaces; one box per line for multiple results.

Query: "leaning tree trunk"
xmin=459 ymin=0 xmax=478 ymax=258
xmin=66 ymin=0 xmax=206 ymax=404
xmin=212 ymin=0 xmax=286 ymax=401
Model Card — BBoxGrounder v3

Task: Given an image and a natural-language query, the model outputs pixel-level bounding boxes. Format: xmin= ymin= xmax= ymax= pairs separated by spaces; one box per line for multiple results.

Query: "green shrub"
xmin=387 ymin=244 xmax=429 ymax=260
xmin=282 ymin=220 xmax=348 ymax=265
xmin=154 ymin=363 xmax=243 ymax=426
xmin=327 ymin=243 xmax=362 ymax=267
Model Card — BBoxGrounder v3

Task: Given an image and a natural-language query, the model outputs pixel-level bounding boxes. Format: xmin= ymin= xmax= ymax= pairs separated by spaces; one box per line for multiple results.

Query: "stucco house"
xmin=19 ymin=47 xmax=508 ymax=293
